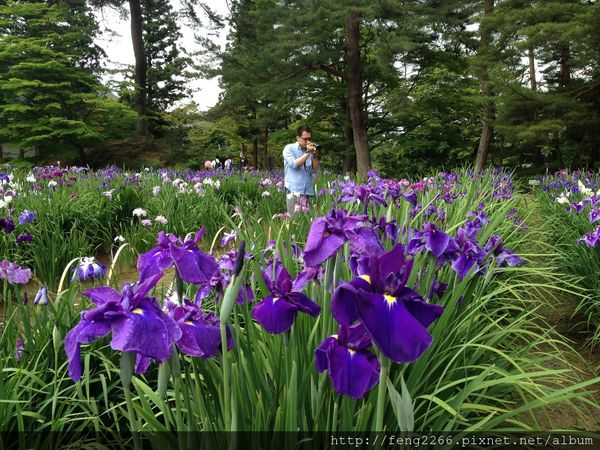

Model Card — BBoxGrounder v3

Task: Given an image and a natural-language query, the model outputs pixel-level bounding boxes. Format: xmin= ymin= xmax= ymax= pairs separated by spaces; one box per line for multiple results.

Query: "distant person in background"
xmin=212 ymin=156 xmax=221 ymax=170
xmin=204 ymin=160 xmax=213 ymax=170
xmin=240 ymin=153 xmax=249 ymax=171
xmin=282 ymin=125 xmax=320 ymax=215
xmin=224 ymin=155 xmax=233 ymax=172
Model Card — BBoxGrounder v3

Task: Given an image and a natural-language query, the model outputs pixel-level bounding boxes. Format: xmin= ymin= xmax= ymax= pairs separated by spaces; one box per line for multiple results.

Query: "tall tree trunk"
xmin=253 ymin=137 xmax=258 ymax=169
xmin=129 ymin=0 xmax=149 ymax=138
xmin=559 ymin=45 xmax=571 ymax=88
xmin=345 ymin=11 xmax=370 ymax=179
xmin=343 ymin=96 xmax=356 ymax=173
xmin=528 ymin=47 xmax=537 ymax=91
xmin=264 ymin=126 xmax=269 ymax=170
xmin=474 ymin=0 xmax=495 ymax=173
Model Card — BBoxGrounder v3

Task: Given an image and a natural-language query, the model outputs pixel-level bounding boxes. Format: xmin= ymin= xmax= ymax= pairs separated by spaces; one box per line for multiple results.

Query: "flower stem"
xmin=123 ymin=386 xmax=140 ymax=450
xmin=375 ymin=356 xmax=391 ymax=431
xmin=221 ymin=323 xmax=231 ymax=431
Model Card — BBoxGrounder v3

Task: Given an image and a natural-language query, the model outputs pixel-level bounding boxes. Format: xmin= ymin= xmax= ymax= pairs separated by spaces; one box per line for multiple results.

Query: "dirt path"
xmin=524 ymin=195 xmax=600 ymax=430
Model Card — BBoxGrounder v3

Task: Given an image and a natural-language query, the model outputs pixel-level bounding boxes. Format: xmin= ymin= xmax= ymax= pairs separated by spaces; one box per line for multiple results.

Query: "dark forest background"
xmin=1 ymin=0 xmax=598 ymax=177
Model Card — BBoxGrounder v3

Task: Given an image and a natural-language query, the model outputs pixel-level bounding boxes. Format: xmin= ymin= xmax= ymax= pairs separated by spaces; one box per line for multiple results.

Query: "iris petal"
xmin=176 ymin=319 xmax=222 ymax=358
xmin=83 ymin=286 xmax=121 ymax=305
xmin=327 ymin=342 xmax=380 ymax=399
xmin=330 ymin=277 xmax=371 ymax=325
xmin=304 ymin=218 xmax=346 ymax=267
xmin=358 ymin=292 xmax=439 ymax=363
xmin=64 ymin=319 xmax=111 ymax=381
xmin=252 ymin=296 xmax=298 ymax=334
xmin=170 ymin=244 xmax=218 ymax=284
xmin=110 ymin=301 xmax=181 ymax=362
xmin=425 ymin=228 xmax=450 ymax=257
xmin=286 ymin=292 xmax=321 ymax=317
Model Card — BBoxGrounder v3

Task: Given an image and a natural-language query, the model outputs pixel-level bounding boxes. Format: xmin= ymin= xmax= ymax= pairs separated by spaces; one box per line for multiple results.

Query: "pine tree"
xmin=0 ymin=1 xmax=137 ymax=160
xmin=141 ymin=0 xmax=193 ymax=136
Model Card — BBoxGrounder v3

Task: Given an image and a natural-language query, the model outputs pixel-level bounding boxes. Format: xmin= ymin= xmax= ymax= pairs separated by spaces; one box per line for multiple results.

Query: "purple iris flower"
xmin=401 ymin=191 xmax=418 ymax=207
xmin=138 ymin=229 xmax=218 ymax=284
xmin=485 ymin=236 xmax=525 ymax=267
xmin=0 ymin=260 xmax=31 ymax=285
xmin=252 ymin=263 xmax=320 ymax=334
xmin=71 ymin=257 xmax=106 ymax=282
xmin=438 ymin=228 xmax=487 ymax=279
xmin=64 ymin=272 xmax=182 ymax=382
xmin=370 ymin=215 xmax=399 ymax=244
xmin=579 ymin=226 xmax=600 ymax=248
xmin=220 ymin=230 xmax=237 ymax=247
xmin=165 ymin=298 xmax=233 ymax=358
xmin=0 ymin=218 xmax=15 ymax=234
xmin=18 ymin=209 xmax=36 ymax=225
xmin=315 ymin=323 xmax=380 ymax=399
xmin=15 ymin=338 xmax=25 ymax=362
xmin=196 ymin=264 xmax=253 ymax=305
xmin=303 ymin=209 xmax=383 ymax=268
xmin=292 ymin=265 xmax=325 ymax=290
xmin=407 ymin=222 xmax=450 ymax=258
xmin=566 ymin=202 xmax=585 ymax=214
xmin=427 ymin=280 xmax=448 ymax=300
xmin=331 ymin=244 xmax=444 ymax=363
xmin=15 ymin=232 xmax=33 ymax=243
xmin=590 ymin=209 xmax=600 ymax=224
xmin=262 ymin=240 xmax=304 ymax=265
xmin=338 ymin=184 xmax=388 ymax=209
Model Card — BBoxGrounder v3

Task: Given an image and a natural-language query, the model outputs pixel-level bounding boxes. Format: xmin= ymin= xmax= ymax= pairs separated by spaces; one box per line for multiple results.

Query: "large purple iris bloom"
xmin=303 ymin=209 xmax=383 ymax=268
xmin=331 ymin=244 xmax=444 ymax=363
xmin=138 ymin=229 xmax=218 ymax=284
xmin=252 ymin=263 xmax=320 ymax=334
xmin=315 ymin=322 xmax=380 ymax=399
xmin=64 ymin=273 xmax=182 ymax=381
xmin=165 ymin=298 xmax=233 ymax=358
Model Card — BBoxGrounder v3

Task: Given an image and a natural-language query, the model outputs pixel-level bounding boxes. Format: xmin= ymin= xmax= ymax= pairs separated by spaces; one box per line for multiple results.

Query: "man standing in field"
xmin=282 ymin=125 xmax=320 ymax=215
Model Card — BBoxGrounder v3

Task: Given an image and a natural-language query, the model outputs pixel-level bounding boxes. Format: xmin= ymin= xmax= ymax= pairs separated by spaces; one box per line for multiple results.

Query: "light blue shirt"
xmin=283 ymin=142 xmax=318 ymax=195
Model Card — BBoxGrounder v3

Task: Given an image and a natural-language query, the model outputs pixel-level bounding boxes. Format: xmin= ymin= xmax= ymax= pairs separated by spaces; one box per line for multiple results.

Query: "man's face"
xmin=297 ymin=132 xmax=312 ymax=148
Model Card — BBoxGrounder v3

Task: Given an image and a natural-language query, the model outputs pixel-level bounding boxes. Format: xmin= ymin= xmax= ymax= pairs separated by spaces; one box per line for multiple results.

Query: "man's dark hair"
xmin=296 ymin=125 xmax=312 ymax=137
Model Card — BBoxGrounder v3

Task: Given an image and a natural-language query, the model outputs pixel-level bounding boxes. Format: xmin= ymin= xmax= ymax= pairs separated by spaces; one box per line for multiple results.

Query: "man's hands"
xmin=306 ymin=142 xmax=318 ymax=157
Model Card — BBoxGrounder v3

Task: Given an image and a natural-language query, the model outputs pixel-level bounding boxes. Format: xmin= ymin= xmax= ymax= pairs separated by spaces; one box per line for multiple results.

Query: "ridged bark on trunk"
xmin=345 ymin=11 xmax=371 ymax=180
xmin=343 ymin=96 xmax=356 ymax=173
xmin=528 ymin=47 xmax=537 ymax=91
xmin=474 ymin=0 xmax=495 ymax=173
xmin=129 ymin=0 xmax=149 ymax=137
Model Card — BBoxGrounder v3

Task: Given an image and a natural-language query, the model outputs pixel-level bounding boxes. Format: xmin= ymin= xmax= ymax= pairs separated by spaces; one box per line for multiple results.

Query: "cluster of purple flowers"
xmin=65 ymin=229 xmax=237 ymax=382
xmin=539 ymin=170 xmax=600 ymax=248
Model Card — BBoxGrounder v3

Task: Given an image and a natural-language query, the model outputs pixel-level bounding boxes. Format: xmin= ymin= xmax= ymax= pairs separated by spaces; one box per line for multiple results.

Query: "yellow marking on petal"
xmin=184 ymin=321 xmax=194 ymax=326
xmin=331 ymin=334 xmax=338 ymax=340
xmin=359 ymin=274 xmax=371 ymax=284
xmin=273 ymin=297 xmax=280 ymax=303
xmin=132 ymin=308 xmax=144 ymax=315
xmin=348 ymin=349 xmax=356 ymax=356
xmin=384 ymin=294 xmax=397 ymax=306
xmin=323 ymin=232 xmax=330 ymax=237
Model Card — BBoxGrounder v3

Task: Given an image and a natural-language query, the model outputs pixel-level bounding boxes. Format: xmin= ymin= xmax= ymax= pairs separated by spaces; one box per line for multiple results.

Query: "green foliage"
xmin=0 ymin=1 xmax=136 ymax=160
